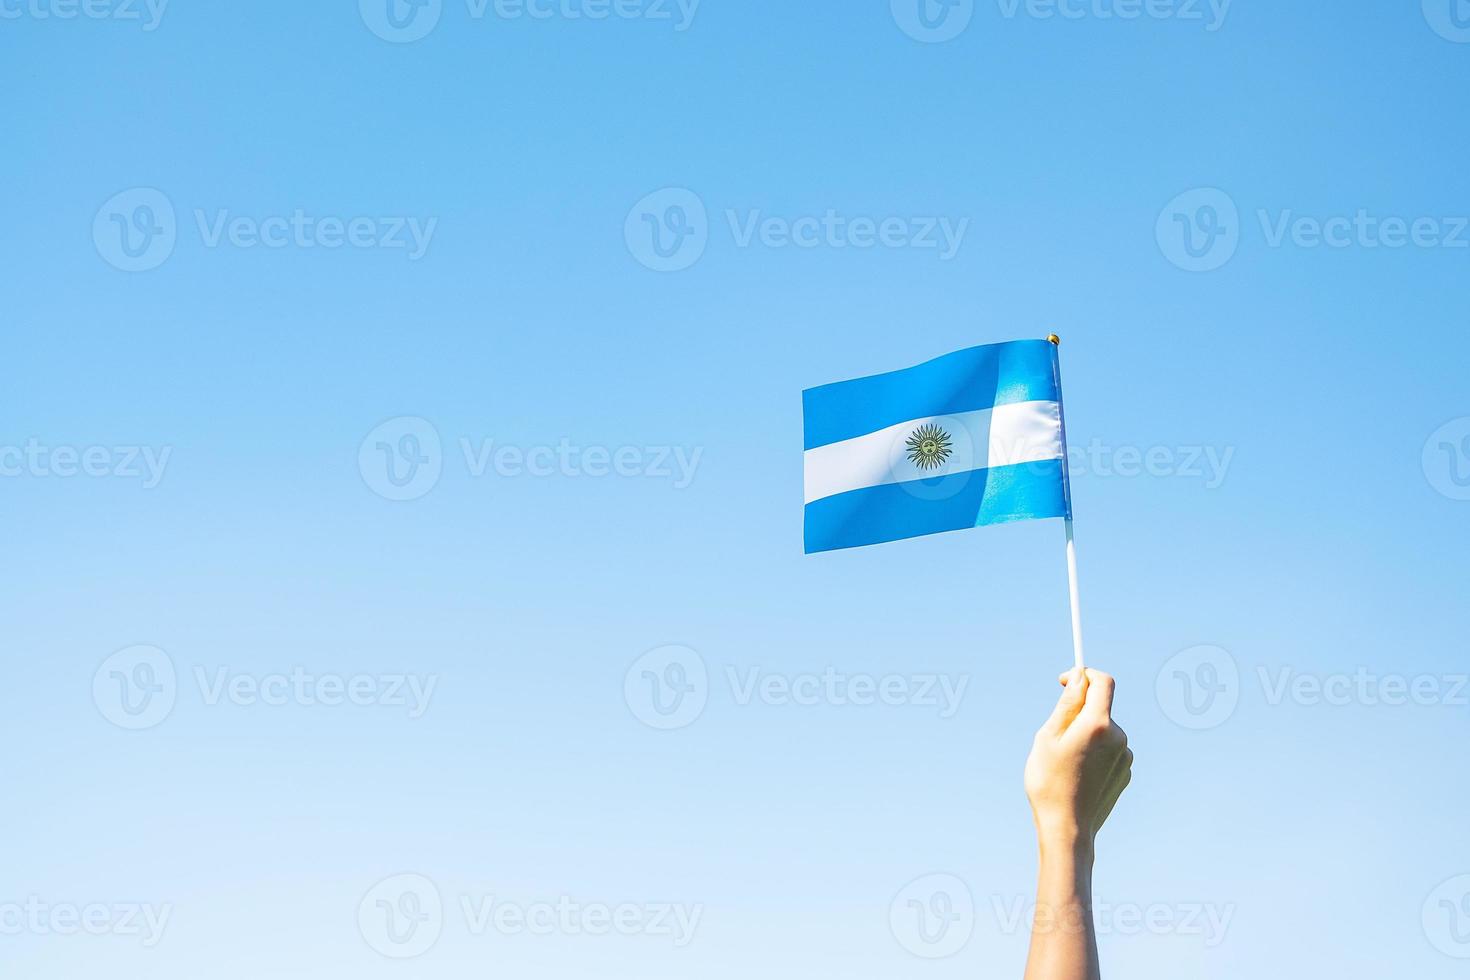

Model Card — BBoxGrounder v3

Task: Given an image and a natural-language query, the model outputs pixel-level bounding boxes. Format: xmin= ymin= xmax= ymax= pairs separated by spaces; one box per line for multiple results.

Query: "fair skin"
xmin=1022 ymin=668 xmax=1133 ymax=980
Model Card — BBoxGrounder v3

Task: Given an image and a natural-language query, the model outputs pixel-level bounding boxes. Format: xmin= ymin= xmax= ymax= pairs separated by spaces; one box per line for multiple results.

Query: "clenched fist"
xmin=1024 ymin=668 xmax=1133 ymax=848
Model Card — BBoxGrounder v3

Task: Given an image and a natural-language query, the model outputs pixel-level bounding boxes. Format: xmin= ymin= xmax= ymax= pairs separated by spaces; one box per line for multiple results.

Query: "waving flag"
xmin=802 ymin=339 xmax=1073 ymax=554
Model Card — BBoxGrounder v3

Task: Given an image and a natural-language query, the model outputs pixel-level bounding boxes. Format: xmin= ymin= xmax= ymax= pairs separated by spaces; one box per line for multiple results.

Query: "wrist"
xmin=1034 ymin=819 xmax=1096 ymax=865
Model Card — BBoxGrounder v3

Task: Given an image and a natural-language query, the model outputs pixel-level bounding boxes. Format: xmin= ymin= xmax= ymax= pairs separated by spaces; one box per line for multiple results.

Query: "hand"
xmin=1024 ymin=668 xmax=1132 ymax=850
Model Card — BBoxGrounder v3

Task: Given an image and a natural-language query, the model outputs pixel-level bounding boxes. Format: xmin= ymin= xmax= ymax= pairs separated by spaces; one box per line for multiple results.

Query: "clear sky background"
xmin=3 ymin=2 xmax=1469 ymax=977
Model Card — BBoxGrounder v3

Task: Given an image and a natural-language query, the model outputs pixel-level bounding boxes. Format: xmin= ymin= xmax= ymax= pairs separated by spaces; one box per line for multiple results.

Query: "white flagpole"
xmin=1048 ymin=334 xmax=1085 ymax=672
xmin=1064 ymin=515 xmax=1085 ymax=671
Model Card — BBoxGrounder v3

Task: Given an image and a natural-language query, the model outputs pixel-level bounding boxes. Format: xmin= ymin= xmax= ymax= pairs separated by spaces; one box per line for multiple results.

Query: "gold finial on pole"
xmin=1046 ymin=334 xmax=1061 ymax=346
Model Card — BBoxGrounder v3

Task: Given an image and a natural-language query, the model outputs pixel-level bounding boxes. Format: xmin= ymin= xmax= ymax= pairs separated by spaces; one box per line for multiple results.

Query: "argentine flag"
xmin=803 ymin=339 xmax=1073 ymax=554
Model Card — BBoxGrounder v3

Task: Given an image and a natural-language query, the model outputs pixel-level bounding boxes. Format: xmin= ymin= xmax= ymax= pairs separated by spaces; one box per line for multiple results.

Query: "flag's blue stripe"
xmin=803 ymin=458 xmax=1068 ymax=554
xmin=802 ymin=340 xmax=1059 ymax=450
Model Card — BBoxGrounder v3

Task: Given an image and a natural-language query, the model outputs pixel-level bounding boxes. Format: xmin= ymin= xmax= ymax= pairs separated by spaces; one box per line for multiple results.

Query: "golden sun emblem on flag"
xmin=905 ymin=423 xmax=953 ymax=471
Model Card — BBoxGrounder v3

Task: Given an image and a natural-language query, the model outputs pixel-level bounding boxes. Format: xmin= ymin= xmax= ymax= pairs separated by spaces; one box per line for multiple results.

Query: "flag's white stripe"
xmin=802 ymin=400 xmax=1062 ymax=505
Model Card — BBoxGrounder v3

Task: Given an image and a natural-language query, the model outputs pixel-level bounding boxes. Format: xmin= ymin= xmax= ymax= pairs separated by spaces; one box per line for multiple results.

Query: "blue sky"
xmin=3 ymin=2 xmax=1470 ymax=977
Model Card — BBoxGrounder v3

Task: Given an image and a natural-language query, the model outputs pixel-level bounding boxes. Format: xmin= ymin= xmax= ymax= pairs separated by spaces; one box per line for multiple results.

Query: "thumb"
xmin=1042 ymin=668 xmax=1089 ymax=733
